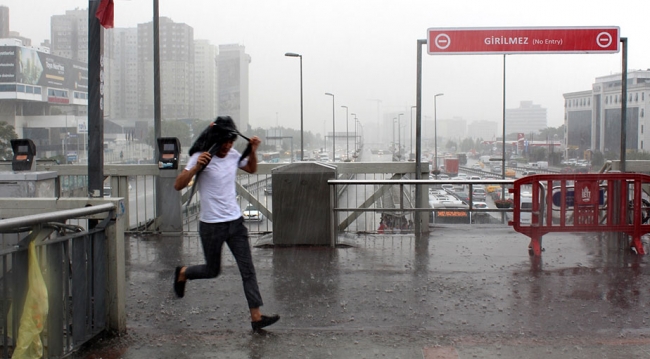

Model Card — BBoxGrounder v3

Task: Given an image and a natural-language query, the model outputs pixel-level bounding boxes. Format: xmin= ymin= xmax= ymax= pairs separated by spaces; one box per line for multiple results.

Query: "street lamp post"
xmin=410 ymin=106 xmax=416 ymax=157
xmin=393 ymin=118 xmax=397 ymax=157
xmin=325 ymin=93 xmax=335 ymax=162
xmin=397 ymin=113 xmax=404 ymax=161
xmin=64 ymin=113 xmax=68 ymax=160
xmin=355 ymin=118 xmax=361 ymax=154
xmin=351 ymin=113 xmax=357 ymax=154
xmin=341 ymin=105 xmax=348 ymax=161
xmin=434 ymin=93 xmax=444 ymax=170
xmin=285 ymin=52 xmax=304 ymax=160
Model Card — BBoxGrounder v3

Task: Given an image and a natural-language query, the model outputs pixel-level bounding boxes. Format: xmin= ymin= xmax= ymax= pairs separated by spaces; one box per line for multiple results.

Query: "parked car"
xmin=471 ymin=202 xmax=490 ymax=223
xmin=264 ymin=183 xmax=272 ymax=195
xmin=472 ymin=188 xmax=487 ymax=201
xmin=242 ymin=204 xmax=264 ymax=221
xmin=447 ymin=190 xmax=470 ymax=204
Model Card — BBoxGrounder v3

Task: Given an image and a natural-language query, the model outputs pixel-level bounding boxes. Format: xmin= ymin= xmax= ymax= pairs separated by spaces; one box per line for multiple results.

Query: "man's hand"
xmin=194 ymin=151 xmax=212 ymax=170
xmin=241 ymin=136 xmax=261 ymax=174
xmin=249 ymin=136 xmax=261 ymax=152
xmin=174 ymin=151 xmax=212 ymax=191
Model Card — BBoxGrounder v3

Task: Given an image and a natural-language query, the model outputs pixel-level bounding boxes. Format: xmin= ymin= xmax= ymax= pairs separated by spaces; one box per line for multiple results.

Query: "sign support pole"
xmin=620 ymin=37 xmax=627 ymax=173
xmin=415 ymin=39 xmax=427 ymax=236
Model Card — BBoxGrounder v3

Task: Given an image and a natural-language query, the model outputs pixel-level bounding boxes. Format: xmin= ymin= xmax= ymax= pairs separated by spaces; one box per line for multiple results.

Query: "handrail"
xmin=0 ymin=203 xmax=115 ymax=232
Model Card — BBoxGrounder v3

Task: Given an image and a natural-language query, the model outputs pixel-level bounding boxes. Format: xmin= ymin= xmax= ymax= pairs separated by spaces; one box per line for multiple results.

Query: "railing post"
xmin=330 ymin=181 xmax=336 ymax=247
xmin=105 ymin=208 xmax=127 ymax=333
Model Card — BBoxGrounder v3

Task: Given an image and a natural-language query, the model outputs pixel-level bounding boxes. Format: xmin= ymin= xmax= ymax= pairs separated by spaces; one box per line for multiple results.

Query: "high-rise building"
xmin=50 ymin=8 xmax=87 ymax=62
xmin=104 ymin=28 xmax=139 ymax=120
xmin=217 ymin=44 xmax=250 ymax=131
xmin=137 ymin=17 xmax=194 ymax=120
xmin=0 ymin=6 xmax=10 ymax=38
xmin=438 ymin=117 xmax=467 ymax=143
xmin=505 ymin=101 xmax=548 ymax=136
xmin=564 ymin=70 xmax=650 ymax=156
xmin=8 ymin=31 xmax=31 ymax=46
xmin=467 ymin=120 xmax=498 ymax=140
xmin=194 ymin=40 xmax=218 ymax=121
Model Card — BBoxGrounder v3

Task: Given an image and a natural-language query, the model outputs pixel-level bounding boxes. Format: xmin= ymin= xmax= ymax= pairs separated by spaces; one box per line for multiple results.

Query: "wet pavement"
xmin=74 ymin=225 xmax=650 ymax=358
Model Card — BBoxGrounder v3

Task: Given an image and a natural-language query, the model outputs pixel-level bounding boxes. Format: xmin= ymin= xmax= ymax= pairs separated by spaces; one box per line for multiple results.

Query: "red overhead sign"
xmin=427 ymin=27 xmax=620 ymax=55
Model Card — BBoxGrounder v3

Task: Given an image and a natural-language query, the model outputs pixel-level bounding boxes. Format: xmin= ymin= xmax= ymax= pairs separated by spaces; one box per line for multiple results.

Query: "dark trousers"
xmin=184 ymin=217 xmax=263 ymax=309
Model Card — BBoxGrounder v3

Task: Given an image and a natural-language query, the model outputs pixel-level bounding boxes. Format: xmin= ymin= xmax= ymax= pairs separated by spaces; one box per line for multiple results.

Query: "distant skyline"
xmin=1 ymin=0 xmax=649 ymax=136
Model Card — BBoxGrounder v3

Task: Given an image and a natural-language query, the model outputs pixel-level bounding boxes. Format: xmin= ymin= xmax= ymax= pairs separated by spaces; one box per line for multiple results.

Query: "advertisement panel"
xmin=517 ymin=133 xmax=525 ymax=153
xmin=0 ymin=47 xmax=19 ymax=82
xmin=0 ymin=46 xmax=88 ymax=91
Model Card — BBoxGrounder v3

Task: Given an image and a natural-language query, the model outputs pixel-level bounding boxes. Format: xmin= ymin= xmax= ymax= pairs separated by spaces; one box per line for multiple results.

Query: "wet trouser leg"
xmin=184 ymin=218 xmax=263 ymax=308
xmin=226 ymin=217 xmax=263 ymax=308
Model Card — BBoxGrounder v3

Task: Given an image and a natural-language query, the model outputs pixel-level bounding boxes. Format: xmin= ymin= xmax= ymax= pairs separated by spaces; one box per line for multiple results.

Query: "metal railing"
xmin=2 ymin=161 xmax=425 ymax=237
xmin=0 ymin=202 xmax=123 ymax=359
xmin=329 ymin=178 xmax=516 ymax=245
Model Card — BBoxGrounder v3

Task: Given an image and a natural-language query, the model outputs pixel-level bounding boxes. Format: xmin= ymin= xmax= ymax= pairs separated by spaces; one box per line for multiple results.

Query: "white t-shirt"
xmin=185 ymin=149 xmax=248 ymax=223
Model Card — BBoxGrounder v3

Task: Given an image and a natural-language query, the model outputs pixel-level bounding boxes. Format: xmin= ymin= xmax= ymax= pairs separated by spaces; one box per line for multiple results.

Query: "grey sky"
xmin=2 ymin=0 xmax=649 ymax=136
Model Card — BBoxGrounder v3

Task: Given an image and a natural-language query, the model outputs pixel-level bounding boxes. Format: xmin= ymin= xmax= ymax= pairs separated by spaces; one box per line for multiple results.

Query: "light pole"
xmin=434 ymin=93 xmax=444 ymax=170
xmin=410 ymin=106 xmax=416 ymax=156
xmin=285 ymin=52 xmax=304 ymax=160
xmin=392 ymin=118 xmax=397 ymax=156
xmin=351 ymin=113 xmax=357 ymax=154
xmin=325 ymin=93 xmax=335 ymax=161
xmin=341 ymin=105 xmax=348 ymax=161
xmin=355 ymin=118 xmax=361 ymax=154
xmin=323 ymin=119 xmax=328 ymax=150
xmin=64 ymin=112 xmax=68 ymax=160
xmin=397 ymin=113 xmax=404 ymax=161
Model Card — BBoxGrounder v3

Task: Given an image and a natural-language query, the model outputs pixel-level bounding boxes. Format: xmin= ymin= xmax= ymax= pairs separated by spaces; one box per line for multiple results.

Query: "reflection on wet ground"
xmin=75 ymin=226 xmax=650 ymax=359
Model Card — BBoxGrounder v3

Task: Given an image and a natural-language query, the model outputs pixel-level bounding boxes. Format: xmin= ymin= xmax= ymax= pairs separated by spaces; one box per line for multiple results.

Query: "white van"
xmin=520 ymin=192 xmax=533 ymax=224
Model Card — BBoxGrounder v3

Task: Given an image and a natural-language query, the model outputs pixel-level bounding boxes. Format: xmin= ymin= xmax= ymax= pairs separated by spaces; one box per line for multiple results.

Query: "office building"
xmin=138 ymin=17 xmax=194 ymax=120
xmin=217 ymin=44 xmax=250 ymax=131
xmin=0 ymin=6 xmax=9 ymax=39
xmin=194 ymin=40 xmax=219 ymax=121
xmin=467 ymin=120 xmax=498 ymax=140
xmin=438 ymin=117 xmax=467 ymax=143
xmin=505 ymin=101 xmax=548 ymax=136
xmin=564 ymin=70 xmax=650 ymax=157
xmin=50 ymin=8 xmax=87 ymax=62
xmin=104 ymin=28 xmax=139 ymax=121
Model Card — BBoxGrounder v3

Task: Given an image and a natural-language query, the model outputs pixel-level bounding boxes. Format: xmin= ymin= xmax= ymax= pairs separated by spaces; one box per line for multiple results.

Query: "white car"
xmin=242 ymin=204 xmax=264 ymax=221
xmin=471 ymin=201 xmax=490 ymax=222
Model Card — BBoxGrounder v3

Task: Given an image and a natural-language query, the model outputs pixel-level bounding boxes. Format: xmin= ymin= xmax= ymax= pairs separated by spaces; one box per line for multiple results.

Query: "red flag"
xmin=95 ymin=0 xmax=114 ymax=29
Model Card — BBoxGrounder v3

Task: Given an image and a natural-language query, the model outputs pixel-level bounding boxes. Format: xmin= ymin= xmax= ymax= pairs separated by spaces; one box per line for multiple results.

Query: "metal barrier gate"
xmin=509 ymin=173 xmax=650 ymax=256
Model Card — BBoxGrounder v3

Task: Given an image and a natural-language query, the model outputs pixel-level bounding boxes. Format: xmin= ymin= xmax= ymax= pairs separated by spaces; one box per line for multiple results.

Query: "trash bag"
xmin=12 ymin=240 xmax=49 ymax=359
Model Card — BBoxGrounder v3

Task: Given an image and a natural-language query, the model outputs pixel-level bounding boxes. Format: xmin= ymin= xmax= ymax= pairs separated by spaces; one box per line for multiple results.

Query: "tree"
xmin=0 ymin=121 xmax=18 ymax=160
xmin=590 ymin=150 xmax=605 ymax=167
xmin=530 ymin=147 xmax=547 ymax=162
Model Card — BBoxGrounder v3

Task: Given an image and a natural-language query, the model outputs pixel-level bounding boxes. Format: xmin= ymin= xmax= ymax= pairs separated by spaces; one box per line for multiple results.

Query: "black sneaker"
xmin=251 ymin=314 xmax=280 ymax=331
xmin=173 ymin=266 xmax=186 ymax=298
